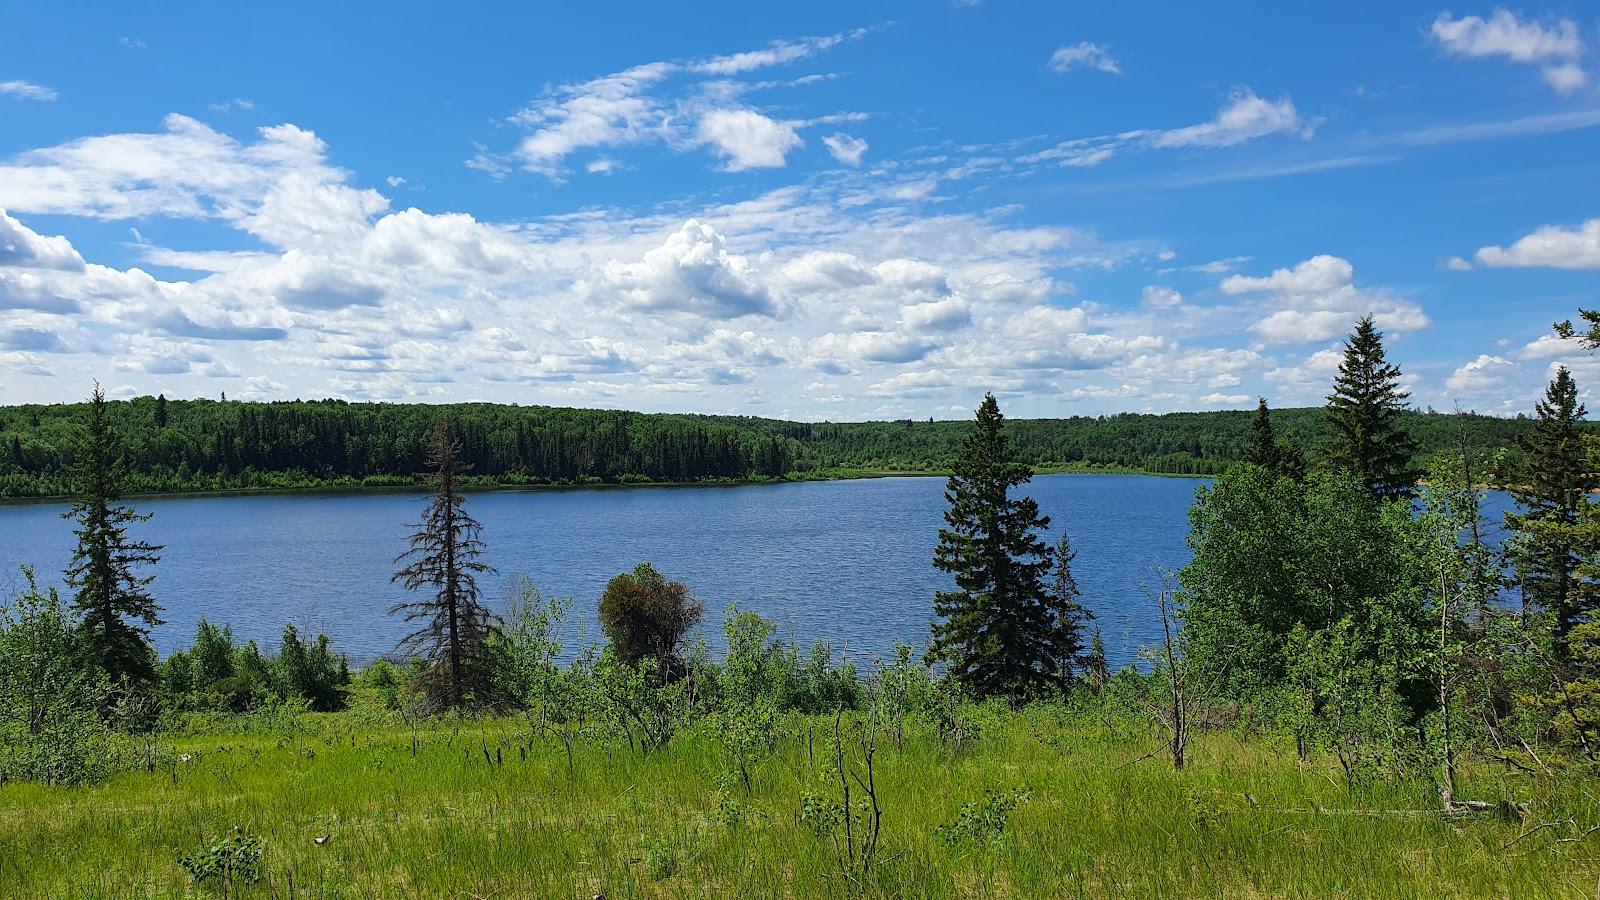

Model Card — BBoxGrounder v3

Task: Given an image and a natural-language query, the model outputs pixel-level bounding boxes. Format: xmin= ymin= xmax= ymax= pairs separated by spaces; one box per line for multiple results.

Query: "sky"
xmin=1 ymin=2 xmax=1598 ymax=420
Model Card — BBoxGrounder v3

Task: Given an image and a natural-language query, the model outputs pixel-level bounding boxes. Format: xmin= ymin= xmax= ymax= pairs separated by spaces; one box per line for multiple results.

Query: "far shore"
xmin=0 ymin=465 xmax=1215 ymax=505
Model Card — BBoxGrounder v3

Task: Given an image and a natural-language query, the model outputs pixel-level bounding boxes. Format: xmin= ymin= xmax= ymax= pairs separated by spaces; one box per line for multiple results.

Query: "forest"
xmin=5 ymin=314 xmax=1600 ymax=896
xmin=0 ymin=391 xmax=1563 ymax=498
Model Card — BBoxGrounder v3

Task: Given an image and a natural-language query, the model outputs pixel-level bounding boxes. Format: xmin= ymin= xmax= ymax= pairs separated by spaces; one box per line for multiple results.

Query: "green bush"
xmin=0 ymin=568 xmax=117 ymax=786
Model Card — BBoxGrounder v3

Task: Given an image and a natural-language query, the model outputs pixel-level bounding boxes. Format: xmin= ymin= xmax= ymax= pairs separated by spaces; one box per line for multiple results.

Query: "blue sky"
xmin=1 ymin=2 xmax=1598 ymax=418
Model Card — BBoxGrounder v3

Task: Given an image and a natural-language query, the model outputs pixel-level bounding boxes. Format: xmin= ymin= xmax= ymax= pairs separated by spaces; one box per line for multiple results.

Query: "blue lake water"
xmin=0 ymin=475 xmax=1518 ymax=671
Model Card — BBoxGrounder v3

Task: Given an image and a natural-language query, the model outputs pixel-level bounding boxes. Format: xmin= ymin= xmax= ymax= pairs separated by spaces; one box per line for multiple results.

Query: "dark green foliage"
xmin=1276 ymin=432 xmax=1309 ymax=482
xmin=598 ymin=563 xmax=703 ymax=680
xmin=179 ymin=828 xmax=263 ymax=887
xmin=191 ymin=618 xmax=236 ymax=685
xmin=154 ymin=393 xmax=167 ymax=430
xmin=276 ymin=625 xmax=349 ymax=712
xmin=927 ymin=394 xmax=1059 ymax=701
xmin=1506 ymin=366 xmax=1595 ymax=643
xmin=1244 ymin=398 xmax=1308 ymax=481
xmin=1044 ymin=533 xmax=1094 ymax=693
xmin=63 ymin=385 xmax=164 ymax=687
xmin=1324 ymin=316 xmax=1420 ymax=501
xmin=160 ymin=620 xmax=349 ymax=712
xmin=392 ymin=419 xmax=498 ymax=709
xmin=0 ymin=568 xmax=114 ymax=786
xmin=0 ymin=395 xmax=1557 ymax=499
xmin=1244 ymin=398 xmax=1280 ymax=471
xmin=1085 ymin=628 xmax=1109 ymax=688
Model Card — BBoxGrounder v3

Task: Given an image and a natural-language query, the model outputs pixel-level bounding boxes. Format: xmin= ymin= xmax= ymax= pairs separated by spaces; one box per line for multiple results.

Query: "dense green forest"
xmin=0 ymin=394 xmax=1560 ymax=498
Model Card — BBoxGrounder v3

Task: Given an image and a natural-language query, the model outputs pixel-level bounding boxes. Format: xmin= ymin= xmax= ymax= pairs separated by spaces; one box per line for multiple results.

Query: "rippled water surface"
xmin=0 ymin=475 xmax=1516 ymax=670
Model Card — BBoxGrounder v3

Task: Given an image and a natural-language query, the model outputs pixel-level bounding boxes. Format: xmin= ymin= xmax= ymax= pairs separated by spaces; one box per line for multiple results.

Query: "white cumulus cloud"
xmin=696 ymin=109 xmax=804 ymax=171
xmin=1474 ymin=219 xmax=1600 ymax=270
xmin=1431 ymin=9 xmax=1589 ymax=94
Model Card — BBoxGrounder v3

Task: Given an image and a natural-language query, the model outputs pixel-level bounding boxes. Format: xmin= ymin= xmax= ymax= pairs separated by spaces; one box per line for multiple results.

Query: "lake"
xmin=0 ymin=474 xmax=1518 ymax=671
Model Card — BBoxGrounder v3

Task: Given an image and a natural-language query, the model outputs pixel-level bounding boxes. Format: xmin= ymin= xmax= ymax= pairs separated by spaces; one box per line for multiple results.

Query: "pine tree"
xmin=64 ymin=384 xmax=164 ymax=686
xmin=927 ymin=394 xmax=1057 ymax=701
xmin=1243 ymin=398 xmax=1280 ymax=471
xmin=154 ymin=394 xmax=168 ymax=429
xmin=1045 ymin=532 xmax=1094 ymax=693
xmin=1325 ymin=315 xmax=1420 ymax=500
xmin=391 ymin=418 xmax=498 ymax=708
xmin=1507 ymin=367 xmax=1595 ymax=643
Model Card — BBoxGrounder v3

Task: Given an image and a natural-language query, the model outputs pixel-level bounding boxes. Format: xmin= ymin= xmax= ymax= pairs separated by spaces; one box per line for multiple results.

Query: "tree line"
xmin=0 ymin=389 xmax=1569 ymax=498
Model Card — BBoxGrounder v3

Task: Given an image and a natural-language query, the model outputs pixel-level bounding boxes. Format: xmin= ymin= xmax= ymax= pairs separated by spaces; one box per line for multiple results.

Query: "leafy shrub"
xmin=0 ymin=568 xmax=117 ymax=786
xmin=275 ymin=625 xmax=348 ymax=712
xmin=179 ymin=827 xmax=264 ymax=887
xmin=598 ymin=563 xmax=702 ymax=679
xmin=483 ymin=575 xmax=571 ymax=711
xmin=937 ymin=787 xmax=1031 ymax=847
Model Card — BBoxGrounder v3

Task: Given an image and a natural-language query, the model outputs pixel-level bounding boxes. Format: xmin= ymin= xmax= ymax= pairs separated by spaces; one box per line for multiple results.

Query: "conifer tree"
xmin=927 ymin=394 xmax=1057 ymax=700
xmin=391 ymin=418 xmax=497 ymax=708
xmin=1325 ymin=315 xmax=1419 ymax=500
xmin=1045 ymin=532 xmax=1094 ymax=693
xmin=1244 ymin=398 xmax=1280 ymax=471
xmin=1507 ymin=366 xmax=1595 ymax=643
xmin=1276 ymin=432 xmax=1309 ymax=482
xmin=154 ymin=393 xmax=168 ymax=429
xmin=1086 ymin=628 xmax=1110 ymax=688
xmin=64 ymin=384 xmax=164 ymax=686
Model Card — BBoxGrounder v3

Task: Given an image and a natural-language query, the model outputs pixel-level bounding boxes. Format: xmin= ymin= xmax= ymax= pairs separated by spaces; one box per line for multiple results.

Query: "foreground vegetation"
xmin=4 ymin=697 xmax=1594 ymax=899
xmin=9 ymin=313 xmax=1600 ymax=897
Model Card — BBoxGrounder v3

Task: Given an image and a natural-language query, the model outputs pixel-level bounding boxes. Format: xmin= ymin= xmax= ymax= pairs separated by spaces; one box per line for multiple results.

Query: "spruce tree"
xmin=1045 ymin=532 xmax=1094 ymax=693
xmin=1325 ymin=315 xmax=1419 ymax=500
xmin=154 ymin=393 xmax=168 ymax=429
xmin=1276 ymin=432 xmax=1309 ymax=482
xmin=64 ymin=384 xmax=164 ymax=686
xmin=928 ymin=393 xmax=1056 ymax=700
xmin=391 ymin=418 xmax=498 ymax=708
xmin=1507 ymin=366 xmax=1595 ymax=643
xmin=1243 ymin=398 xmax=1280 ymax=471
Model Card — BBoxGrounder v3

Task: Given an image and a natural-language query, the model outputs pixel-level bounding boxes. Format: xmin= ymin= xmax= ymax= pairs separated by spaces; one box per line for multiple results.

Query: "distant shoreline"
xmin=0 ymin=465 xmax=1211 ymax=505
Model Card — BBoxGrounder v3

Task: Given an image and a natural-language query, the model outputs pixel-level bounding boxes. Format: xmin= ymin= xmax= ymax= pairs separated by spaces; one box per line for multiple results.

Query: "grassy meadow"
xmin=4 ymin=705 xmax=1596 ymax=899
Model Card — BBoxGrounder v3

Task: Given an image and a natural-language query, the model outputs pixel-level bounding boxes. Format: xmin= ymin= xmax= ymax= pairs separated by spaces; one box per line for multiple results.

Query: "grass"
xmin=3 ymin=707 xmax=1597 ymax=898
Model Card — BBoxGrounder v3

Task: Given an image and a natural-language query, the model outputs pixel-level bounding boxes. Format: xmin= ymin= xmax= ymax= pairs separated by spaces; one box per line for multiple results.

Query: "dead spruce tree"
xmin=391 ymin=418 xmax=497 ymax=709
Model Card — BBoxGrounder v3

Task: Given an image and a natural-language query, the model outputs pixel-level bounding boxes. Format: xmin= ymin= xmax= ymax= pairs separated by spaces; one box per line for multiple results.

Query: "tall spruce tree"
xmin=391 ymin=418 xmax=498 ymax=708
xmin=1325 ymin=315 xmax=1420 ymax=500
xmin=928 ymin=394 xmax=1057 ymax=700
xmin=1507 ymin=366 xmax=1595 ymax=643
xmin=154 ymin=393 xmax=168 ymax=429
xmin=1045 ymin=532 xmax=1094 ymax=693
xmin=1244 ymin=398 xmax=1281 ymax=471
xmin=64 ymin=384 xmax=164 ymax=686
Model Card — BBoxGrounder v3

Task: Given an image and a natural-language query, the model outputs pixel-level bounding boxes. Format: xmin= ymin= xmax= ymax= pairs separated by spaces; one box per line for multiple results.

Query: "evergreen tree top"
xmin=1324 ymin=315 xmax=1420 ymax=500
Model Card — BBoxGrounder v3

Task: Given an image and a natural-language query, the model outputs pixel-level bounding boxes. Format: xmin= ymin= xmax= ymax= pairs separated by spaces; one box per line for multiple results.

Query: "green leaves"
xmin=178 ymin=827 xmax=263 ymax=887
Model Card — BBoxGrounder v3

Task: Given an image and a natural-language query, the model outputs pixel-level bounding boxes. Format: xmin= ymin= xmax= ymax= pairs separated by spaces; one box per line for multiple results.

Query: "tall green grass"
xmin=3 ymin=706 xmax=1595 ymax=898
